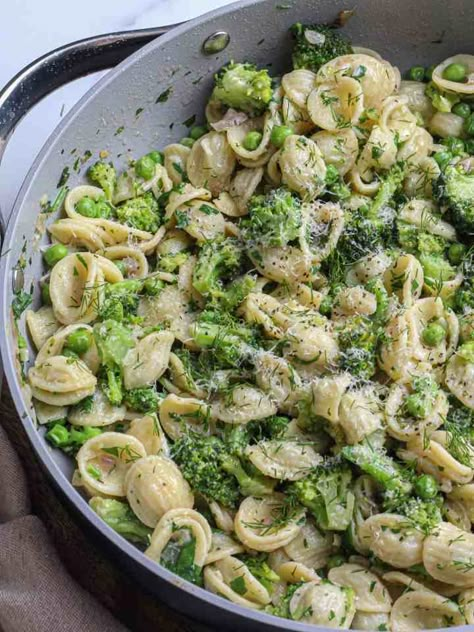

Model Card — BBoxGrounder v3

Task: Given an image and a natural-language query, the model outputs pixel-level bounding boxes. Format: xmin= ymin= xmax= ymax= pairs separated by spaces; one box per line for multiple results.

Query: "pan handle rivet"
xmin=202 ymin=31 xmax=230 ymax=55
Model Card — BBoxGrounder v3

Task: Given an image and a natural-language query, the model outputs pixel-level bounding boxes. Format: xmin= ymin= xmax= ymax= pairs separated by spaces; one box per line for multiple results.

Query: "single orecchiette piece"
xmin=254 ymin=351 xmax=302 ymax=415
xmin=383 ymin=253 xmax=424 ymax=307
xmin=125 ymin=455 xmax=194 ymax=527
xmin=247 ymin=246 xmax=314 ymax=284
xmin=288 ymin=580 xmax=356 ymax=628
xmin=76 ymin=431 xmax=147 ymax=497
xmin=26 ymin=307 xmax=59 ymax=351
xmin=299 ymin=200 xmax=344 ymax=265
xmin=311 ymin=128 xmax=358 ymax=176
xmin=399 ymin=198 xmax=457 ymax=241
xmin=211 ymin=385 xmax=277 ymax=425
xmin=311 ymin=373 xmax=352 ymax=423
xmin=398 ymin=80 xmax=435 ymax=120
xmin=36 ymin=323 xmax=99 ymax=373
xmin=448 ymin=484 xmax=474 ymax=523
xmin=459 ymin=588 xmax=474 ymax=625
xmin=432 ymin=54 xmax=474 ymax=95
xmin=284 ymin=321 xmax=339 ymax=374
xmin=28 ymin=356 xmax=97 ymax=406
xmin=328 ymin=563 xmax=392 ymax=613
xmin=138 ymin=285 xmax=196 ymax=345
xmin=351 ymin=612 xmax=391 ymax=631
xmin=146 ymin=507 xmax=211 ymax=567
xmin=245 ymin=434 xmax=322 ymax=481
xmin=69 ymin=388 xmax=126 ymax=427
xmin=126 ymin=414 xmax=169 ymax=456
xmin=204 ymin=556 xmax=271 ymax=609
xmin=445 ymin=352 xmax=474 ymax=410
xmin=187 ymin=131 xmax=236 ymax=196
xmin=429 ymin=111 xmax=465 ymax=139
xmin=159 ymin=394 xmax=212 ymax=440
xmin=359 ymin=513 xmax=425 ymax=568
xmin=163 ymin=143 xmax=191 ymax=185
xmin=333 ymin=286 xmax=377 ymax=318
xmin=390 ymin=590 xmax=466 ymax=632
xmin=307 ymin=77 xmax=364 ymax=131
xmin=278 ymin=135 xmax=326 ymax=199
xmin=283 ymin=521 xmax=335 ymax=570
xmin=100 ymin=244 xmax=149 ymax=279
xmin=205 ymin=530 xmax=244 ymax=565
xmin=234 ymin=494 xmax=305 ymax=552
xmin=122 ymin=330 xmax=174 ymax=390
xmin=423 ymin=522 xmax=474 ymax=587
xmin=33 ymin=400 xmax=68 ymax=426
xmin=337 ymin=387 xmax=383 ymax=445
xmin=281 ymin=69 xmax=318 ymax=110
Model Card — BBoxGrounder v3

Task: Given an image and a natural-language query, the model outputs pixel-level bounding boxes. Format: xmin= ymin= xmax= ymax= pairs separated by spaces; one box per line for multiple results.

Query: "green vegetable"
xmin=98 ymin=279 xmax=142 ymax=323
xmin=465 ymin=138 xmax=474 ymax=154
xmin=44 ymin=243 xmax=68 ymax=267
xmin=419 ymin=252 xmax=456 ymax=288
xmin=327 ymin=554 xmax=346 ymax=569
xmin=90 ymin=497 xmax=152 ymax=545
xmin=404 ymin=376 xmax=439 ymax=419
xmin=189 ymin=125 xmax=207 ymax=140
xmin=433 ymin=150 xmax=452 ymax=169
xmin=41 ymin=282 xmax=51 ymax=306
xmin=191 ymin=312 xmax=255 ymax=368
xmin=290 ymin=22 xmax=353 ymax=72
xmin=180 ymin=137 xmax=195 ymax=148
xmin=217 ymin=274 xmax=256 ymax=311
xmin=337 ymin=315 xmax=379 ymax=379
xmin=443 ymin=63 xmax=467 ymax=83
xmin=397 ymin=498 xmax=442 ymax=535
xmin=452 ymin=102 xmax=471 ymax=119
xmin=414 ymin=474 xmax=439 ymax=500
xmin=270 ymin=125 xmax=293 ymax=148
xmin=242 ymin=130 xmax=263 ymax=151
xmin=116 ymin=192 xmax=161 ymax=233
xmin=147 ymin=150 xmax=164 ymax=165
xmin=211 ymin=62 xmax=273 ymax=115
xmin=408 ymin=65 xmax=425 ymax=82
xmin=241 ymin=555 xmax=280 ymax=592
xmin=448 ymin=242 xmax=466 ymax=265
xmin=424 ymin=65 xmax=435 ymax=81
xmin=454 ymin=249 xmax=474 ymax=313
xmin=464 ymin=113 xmax=474 ymax=137
xmin=442 ymin=136 xmax=465 ymax=155
xmin=160 ymin=527 xmax=203 ymax=585
xmin=88 ymin=161 xmax=116 ymax=201
xmin=192 ymin=238 xmax=241 ymax=297
xmin=76 ymin=196 xmax=98 ymax=218
xmin=425 ymin=82 xmax=460 ymax=113
xmin=422 ymin=322 xmax=446 ymax=347
xmin=45 ymin=421 xmax=102 ymax=454
xmin=458 ymin=340 xmax=474 ymax=363
xmin=289 ymin=459 xmax=355 ymax=531
xmin=221 ymin=454 xmax=275 ymax=497
xmin=242 ymin=187 xmax=301 ymax=248
xmin=135 ymin=155 xmax=156 ymax=180
xmin=114 ymin=260 xmax=127 ymax=275
xmin=434 ymin=160 xmax=474 ymax=235
xmin=93 ymin=319 xmax=135 ymax=405
xmin=46 ymin=424 xmax=69 ymax=447
xmin=123 ymin=387 xmax=160 ymax=413
xmin=64 ymin=328 xmax=91 ymax=355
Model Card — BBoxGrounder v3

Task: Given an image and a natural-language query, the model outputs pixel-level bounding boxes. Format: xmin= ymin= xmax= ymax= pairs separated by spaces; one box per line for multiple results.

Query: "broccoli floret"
xmin=45 ymin=421 xmax=101 ymax=455
xmin=289 ymin=459 xmax=355 ymax=531
xmin=242 ymin=188 xmax=302 ymax=249
xmin=396 ymin=498 xmax=442 ymax=535
xmin=324 ymin=165 xmax=351 ymax=201
xmin=99 ymin=279 xmax=142 ymax=323
xmin=368 ymin=162 xmax=406 ymax=221
xmin=93 ymin=319 xmax=135 ymax=405
xmin=90 ymin=497 xmax=152 ymax=545
xmin=366 ymin=277 xmax=390 ymax=325
xmin=223 ymin=416 xmax=290 ymax=458
xmin=160 ymin=526 xmax=203 ymax=585
xmin=239 ymin=554 xmax=280 ymax=593
xmin=397 ymin=222 xmax=448 ymax=256
xmin=419 ymin=253 xmax=456 ymax=290
xmin=211 ymin=62 xmax=273 ymax=115
xmin=87 ymin=161 xmax=116 ymax=201
xmin=337 ymin=315 xmax=379 ymax=379
xmin=342 ymin=444 xmax=413 ymax=506
xmin=221 ymin=454 xmax=276 ymax=497
xmin=290 ymin=23 xmax=353 ymax=72
xmin=434 ymin=161 xmax=474 ymax=235
xmin=192 ymin=239 xmax=242 ymax=297
xmin=217 ymin=275 xmax=257 ymax=311
xmin=425 ymin=82 xmax=460 ymax=113
xmin=404 ymin=376 xmax=439 ymax=419
xmin=158 ymin=251 xmax=189 ymax=273
xmin=123 ymin=387 xmax=160 ymax=412
xmin=116 ymin=192 xmax=161 ymax=233
xmin=454 ymin=249 xmax=474 ymax=313
xmin=266 ymin=582 xmax=303 ymax=619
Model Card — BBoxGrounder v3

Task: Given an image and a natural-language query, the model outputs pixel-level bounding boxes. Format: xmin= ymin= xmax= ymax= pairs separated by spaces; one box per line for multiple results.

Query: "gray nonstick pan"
xmin=1 ymin=0 xmax=473 ymax=630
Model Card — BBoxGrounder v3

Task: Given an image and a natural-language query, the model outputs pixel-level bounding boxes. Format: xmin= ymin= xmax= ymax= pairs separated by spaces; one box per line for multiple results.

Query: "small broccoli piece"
xmin=419 ymin=252 xmax=456 ymax=290
xmin=266 ymin=582 xmax=303 ymax=619
xmin=289 ymin=459 xmax=355 ymax=531
xmin=99 ymin=279 xmax=142 ymax=323
xmin=425 ymin=82 xmax=460 ymax=113
xmin=171 ymin=433 xmax=241 ymax=508
xmin=93 ymin=320 xmax=135 ymax=405
xmin=192 ymin=239 xmax=242 ymax=297
xmin=434 ymin=161 xmax=474 ymax=235
xmin=324 ymin=165 xmax=351 ymax=201
xmin=444 ymin=396 xmax=474 ymax=467
xmin=342 ymin=444 xmax=413 ymax=505
xmin=211 ymin=62 xmax=273 ymax=115
xmin=160 ymin=526 xmax=203 ymax=585
xmin=366 ymin=278 xmax=389 ymax=325
xmin=217 ymin=275 xmax=257 ymax=311
xmin=367 ymin=162 xmax=406 ymax=222
xmin=223 ymin=416 xmax=290 ymax=458
xmin=45 ymin=421 xmax=102 ymax=454
xmin=397 ymin=221 xmax=448 ymax=256
xmin=123 ymin=387 xmax=160 ymax=412
xmin=116 ymin=192 xmax=161 ymax=233
xmin=242 ymin=188 xmax=302 ymax=249
xmin=396 ymin=498 xmax=442 ymax=535
xmin=221 ymin=454 xmax=276 ymax=497
xmin=158 ymin=251 xmax=189 ymax=273
xmin=290 ymin=23 xmax=353 ymax=72
xmin=239 ymin=554 xmax=280 ymax=593
xmin=404 ymin=376 xmax=439 ymax=419
xmin=454 ymin=250 xmax=474 ymax=313
xmin=90 ymin=497 xmax=152 ymax=545
xmin=87 ymin=161 xmax=116 ymax=201
xmin=337 ymin=315 xmax=379 ymax=379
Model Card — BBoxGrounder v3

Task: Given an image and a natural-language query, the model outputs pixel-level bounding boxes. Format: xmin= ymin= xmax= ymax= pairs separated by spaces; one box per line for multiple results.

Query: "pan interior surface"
xmin=2 ymin=0 xmax=474 ymax=630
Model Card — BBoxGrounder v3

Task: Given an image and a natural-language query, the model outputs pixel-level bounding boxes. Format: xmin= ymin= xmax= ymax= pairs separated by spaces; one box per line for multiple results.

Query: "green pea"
xmin=41 ymin=283 xmax=51 ymax=306
xmin=44 ymin=243 xmax=68 ymax=267
xmin=46 ymin=424 xmax=70 ymax=447
xmin=95 ymin=199 xmax=112 ymax=219
xmin=442 ymin=136 xmax=465 ymax=155
xmin=424 ymin=65 xmax=435 ymax=81
xmin=433 ymin=150 xmax=452 ymax=169
xmin=408 ymin=65 xmax=425 ymax=82
xmin=147 ymin=150 xmax=164 ymax=165
xmin=62 ymin=348 xmax=78 ymax=359
xmin=76 ymin=196 xmax=98 ymax=218
xmin=452 ymin=102 xmax=472 ymax=119
xmin=135 ymin=155 xmax=156 ymax=180
xmin=189 ymin=125 xmax=208 ymax=140
xmin=422 ymin=322 xmax=446 ymax=347
xmin=443 ymin=63 xmax=467 ymax=83
xmin=180 ymin=137 xmax=195 ymax=148
xmin=242 ymin=130 xmax=263 ymax=151
xmin=319 ymin=296 xmax=333 ymax=317
xmin=114 ymin=260 xmax=127 ymax=275
xmin=64 ymin=328 xmax=91 ymax=355
xmin=448 ymin=242 xmax=466 ymax=265
xmin=327 ymin=554 xmax=345 ymax=570
xmin=270 ymin=125 xmax=293 ymax=148
xmin=464 ymin=113 xmax=474 ymax=137
xmin=414 ymin=474 xmax=439 ymax=500
xmin=465 ymin=138 xmax=474 ymax=154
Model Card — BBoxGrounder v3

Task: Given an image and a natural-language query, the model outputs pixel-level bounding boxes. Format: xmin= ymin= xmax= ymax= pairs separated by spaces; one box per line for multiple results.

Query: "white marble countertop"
xmin=0 ymin=0 xmax=234 ymax=221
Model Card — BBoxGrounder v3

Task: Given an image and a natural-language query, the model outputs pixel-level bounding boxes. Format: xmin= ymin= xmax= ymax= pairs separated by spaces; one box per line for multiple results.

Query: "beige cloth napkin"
xmin=0 ymin=423 xmax=127 ymax=632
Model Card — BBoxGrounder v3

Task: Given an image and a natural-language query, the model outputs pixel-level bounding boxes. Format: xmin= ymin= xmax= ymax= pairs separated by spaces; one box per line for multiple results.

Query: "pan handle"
xmin=0 ymin=26 xmax=174 ymax=165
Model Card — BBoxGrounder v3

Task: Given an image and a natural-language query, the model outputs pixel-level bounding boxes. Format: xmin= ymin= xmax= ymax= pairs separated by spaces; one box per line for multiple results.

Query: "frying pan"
xmin=0 ymin=0 xmax=473 ymax=630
